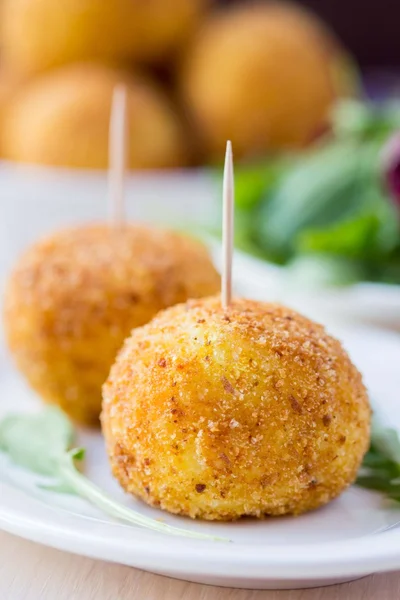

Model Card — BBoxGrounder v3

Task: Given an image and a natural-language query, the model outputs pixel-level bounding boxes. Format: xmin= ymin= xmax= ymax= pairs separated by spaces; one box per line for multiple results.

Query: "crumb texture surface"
xmin=102 ymin=296 xmax=371 ymax=520
xmin=4 ymin=224 xmax=220 ymax=425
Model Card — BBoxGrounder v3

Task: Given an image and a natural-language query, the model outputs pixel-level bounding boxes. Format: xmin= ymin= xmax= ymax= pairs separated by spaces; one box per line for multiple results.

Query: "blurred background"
xmin=1 ymin=0 xmax=399 ymax=170
xmin=283 ymin=0 xmax=400 ymax=69
xmin=0 ymin=0 xmax=399 ymax=320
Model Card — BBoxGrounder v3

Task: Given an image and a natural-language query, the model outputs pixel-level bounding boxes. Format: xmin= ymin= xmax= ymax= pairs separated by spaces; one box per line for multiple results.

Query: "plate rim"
xmin=1 ymin=481 xmax=400 ymax=581
xmin=1 ymin=287 xmax=399 ymax=582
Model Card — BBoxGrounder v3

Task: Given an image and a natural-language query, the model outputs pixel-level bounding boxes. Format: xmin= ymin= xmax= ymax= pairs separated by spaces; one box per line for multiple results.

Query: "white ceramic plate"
xmin=0 ymin=323 xmax=399 ymax=590
xmin=1 ymin=163 xmax=400 ymax=589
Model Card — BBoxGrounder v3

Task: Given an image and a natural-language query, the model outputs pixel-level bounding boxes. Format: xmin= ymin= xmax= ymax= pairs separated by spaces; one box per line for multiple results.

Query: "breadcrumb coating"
xmin=102 ymin=296 xmax=371 ymax=520
xmin=3 ymin=224 xmax=220 ymax=425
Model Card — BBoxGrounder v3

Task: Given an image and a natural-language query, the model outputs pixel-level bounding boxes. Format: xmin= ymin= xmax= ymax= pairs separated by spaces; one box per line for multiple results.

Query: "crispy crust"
xmin=102 ymin=296 xmax=371 ymax=520
xmin=3 ymin=224 xmax=220 ymax=425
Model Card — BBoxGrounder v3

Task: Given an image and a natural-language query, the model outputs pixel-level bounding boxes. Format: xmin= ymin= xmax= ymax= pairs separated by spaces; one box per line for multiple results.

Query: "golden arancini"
xmin=1 ymin=0 xmax=210 ymax=75
xmin=0 ymin=0 xmax=132 ymax=75
xmin=102 ymin=297 xmax=371 ymax=520
xmin=180 ymin=1 xmax=356 ymax=159
xmin=3 ymin=224 xmax=220 ymax=426
xmin=1 ymin=64 xmax=188 ymax=169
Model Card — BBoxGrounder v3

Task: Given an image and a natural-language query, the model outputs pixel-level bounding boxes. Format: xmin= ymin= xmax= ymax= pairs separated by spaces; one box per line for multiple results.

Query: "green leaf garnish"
xmin=0 ymin=407 xmax=74 ymax=476
xmin=0 ymin=407 xmax=229 ymax=542
xmin=357 ymin=418 xmax=400 ymax=503
xmin=224 ymin=98 xmax=400 ymax=286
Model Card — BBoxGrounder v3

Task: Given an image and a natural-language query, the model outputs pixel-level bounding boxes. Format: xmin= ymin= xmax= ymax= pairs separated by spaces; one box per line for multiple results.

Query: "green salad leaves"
xmin=356 ymin=420 xmax=400 ymax=502
xmin=0 ymin=407 xmax=228 ymax=541
xmin=227 ymin=100 xmax=400 ymax=286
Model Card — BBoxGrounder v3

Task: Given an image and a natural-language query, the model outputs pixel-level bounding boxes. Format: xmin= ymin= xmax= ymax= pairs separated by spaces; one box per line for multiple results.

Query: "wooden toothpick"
xmin=221 ymin=140 xmax=234 ymax=309
xmin=108 ymin=84 xmax=128 ymax=226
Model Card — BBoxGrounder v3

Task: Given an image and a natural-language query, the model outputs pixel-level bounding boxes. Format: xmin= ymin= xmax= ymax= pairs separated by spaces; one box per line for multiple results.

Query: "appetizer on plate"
xmin=2 ymin=87 xmax=219 ymax=426
xmin=101 ymin=143 xmax=371 ymax=520
xmin=0 ymin=111 xmax=373 ymax=523
xmin=3 ymin=223 xmax=219 ymax=425
xmin=102 ymin=296 xmax=370 ymax=520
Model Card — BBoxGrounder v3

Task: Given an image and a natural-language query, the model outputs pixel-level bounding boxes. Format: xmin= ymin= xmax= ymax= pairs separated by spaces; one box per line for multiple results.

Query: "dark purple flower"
xmin=382 ymin=132 xmax=400 ymax=208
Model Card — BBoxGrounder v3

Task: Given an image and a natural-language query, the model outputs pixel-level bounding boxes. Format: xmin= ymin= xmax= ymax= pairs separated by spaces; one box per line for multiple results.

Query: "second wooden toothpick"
xmin=221 ymin=140 xmax=234 ymax=309
xmin=108 ymin=84 xmax=128 ymax=226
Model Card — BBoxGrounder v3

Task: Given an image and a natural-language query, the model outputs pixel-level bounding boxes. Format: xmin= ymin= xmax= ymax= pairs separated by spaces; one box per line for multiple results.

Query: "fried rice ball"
xmin=180 ymin=1 xmax=356 ymax=160
xmin=3 ymin=224 xmax=220 ymax=426
xmin=1 ymin=0 xmax=210 ymax=75
xmin=0 ymin=0 xmax=136 ymax=75
xmin=102 ymin=297 xmax=371 ymax=520
xmin=1 ymin=64 xmax=188 ymax=170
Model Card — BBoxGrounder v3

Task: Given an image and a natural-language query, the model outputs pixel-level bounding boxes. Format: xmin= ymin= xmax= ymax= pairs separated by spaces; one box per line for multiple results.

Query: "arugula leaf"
xmin=229 ymin=100 xmax=400 ymax=286
xmin=298 ymin=213 xmax=382 ymax=259
xmin=297 ymin=184 xmax=399 ymax=260
xmin=332 ymin=100 xmax=400 ymax=141
xmin=0 ymin=407 xmax=228 ymax=542
xmin=370 ymin=420 xmax=400 ymax=464
xmin=357 ymin=419 xmax=400 ymax=503
xmin=234 ymin=159 xmax=287 ymax=210
xmin=377 ymin=244 xmax=400 ymax=283
xmin=0 ymin=407 xmax=74 ymax=476
xmin=254 ymin=141 xmax=379 ymax=260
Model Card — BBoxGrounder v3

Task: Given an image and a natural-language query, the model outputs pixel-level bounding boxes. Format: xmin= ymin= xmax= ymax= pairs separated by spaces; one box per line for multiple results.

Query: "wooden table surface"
xmin=0 ymin=530 xmax=399 ymax=600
